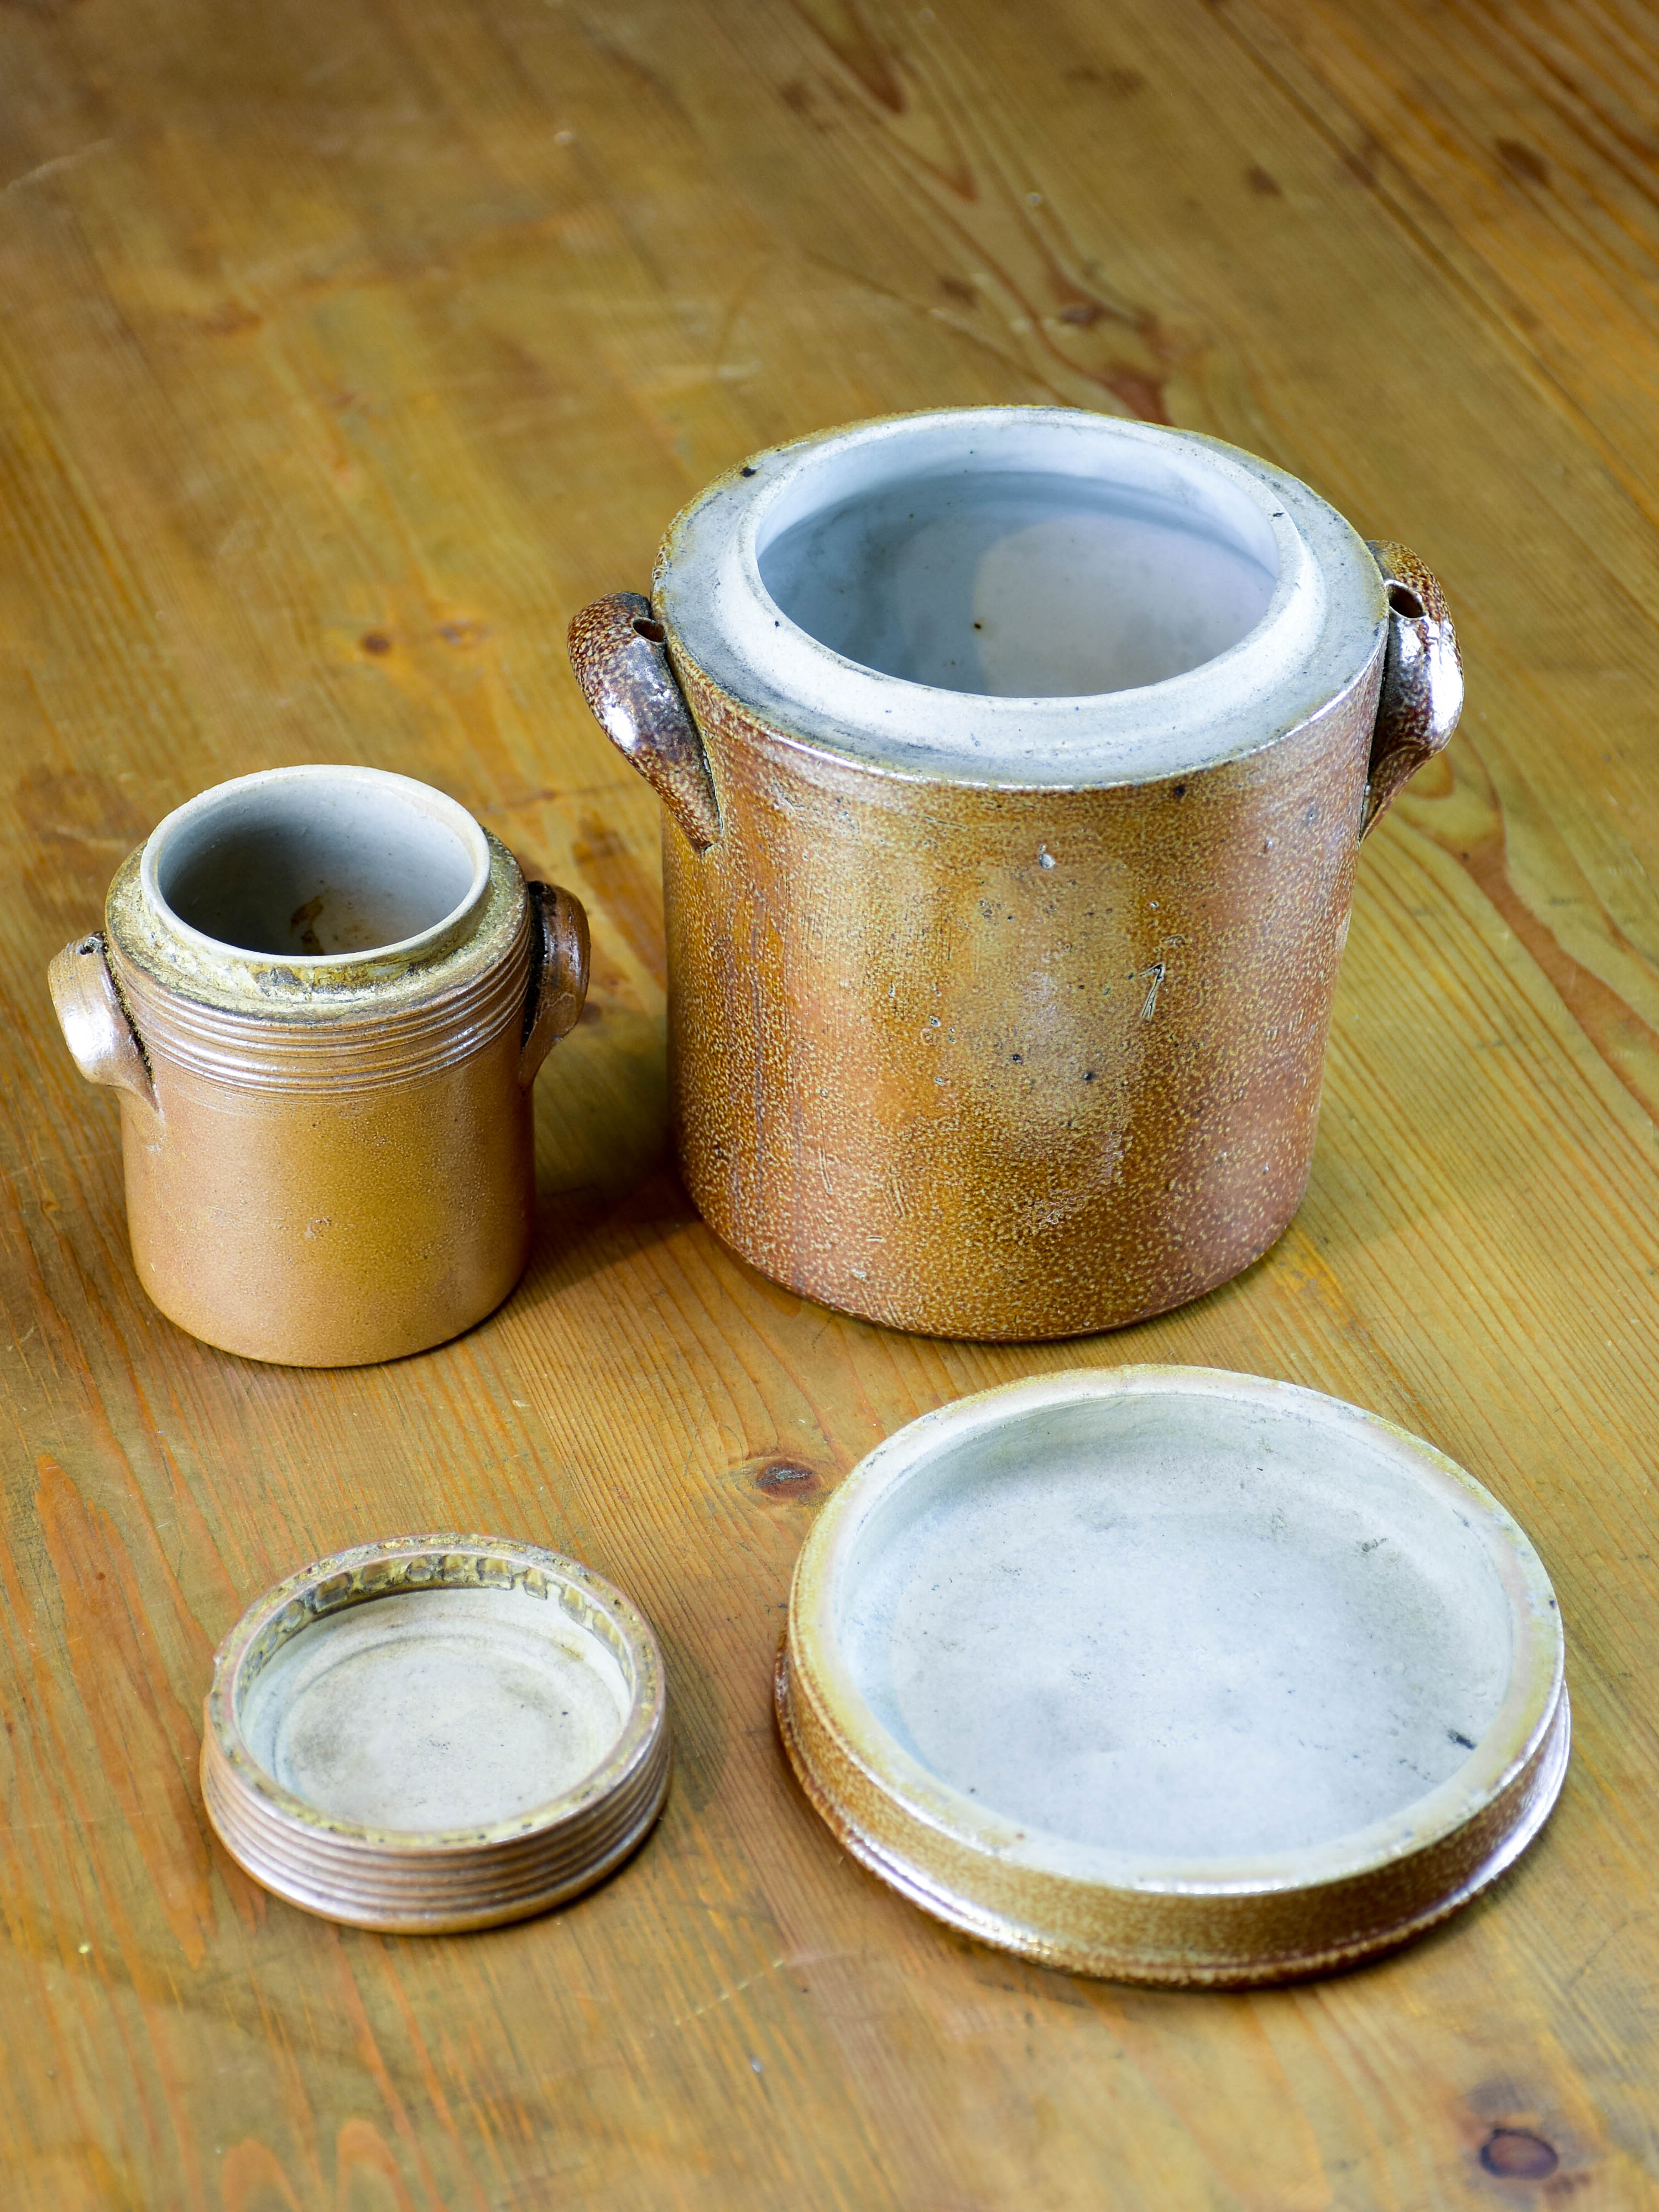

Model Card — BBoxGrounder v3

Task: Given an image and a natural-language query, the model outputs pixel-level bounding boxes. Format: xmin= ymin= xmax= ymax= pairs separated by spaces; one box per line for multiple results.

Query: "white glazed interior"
xmin=657 ymin=410 xmax=1387 ymax=785
xmin=142 ymin=765 xmax=490 ymax=964
xmin=759 ymin=459 xmax=1277 ymax=697
xmin=239 ymin=1584 xmax=633 ymax=1833
xmin=800 ymin=1369 xmax=1563 ymax=1882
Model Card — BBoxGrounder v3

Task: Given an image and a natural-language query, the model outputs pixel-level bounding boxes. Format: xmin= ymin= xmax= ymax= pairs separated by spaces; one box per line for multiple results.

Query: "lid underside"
xmin=203 ymin=1538 xmax=670 ymax=1932
xmin=782 ymin=1369 xmax=1567 ymax=1982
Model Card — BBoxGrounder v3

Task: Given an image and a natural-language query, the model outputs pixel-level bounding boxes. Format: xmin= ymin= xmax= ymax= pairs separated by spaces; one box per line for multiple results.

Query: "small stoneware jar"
xmin=49 ymin=765 xmax=589 ymax=1366
xmin=570 ymin=406 xmax=1462 ymax=1342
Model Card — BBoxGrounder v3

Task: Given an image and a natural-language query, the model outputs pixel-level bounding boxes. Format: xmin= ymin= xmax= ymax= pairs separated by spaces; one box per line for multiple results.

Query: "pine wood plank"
xmin=2 ymin=0 xmax=1657 ymax=2203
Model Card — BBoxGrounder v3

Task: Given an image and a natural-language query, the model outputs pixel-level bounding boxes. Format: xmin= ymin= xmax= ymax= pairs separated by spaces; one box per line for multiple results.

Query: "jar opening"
xmin=660 ymin=408 xmax=1376 ymax=785
xmin=755 ymin=441 xmax=1280 ymax=698
xmin=145 ymin=769 xmax=489 ymax=963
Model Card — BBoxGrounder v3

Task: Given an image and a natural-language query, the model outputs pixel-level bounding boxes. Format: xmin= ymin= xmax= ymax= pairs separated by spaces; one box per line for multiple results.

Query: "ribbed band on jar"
xmin=106 ymin=907 xmax=534 ymax=1094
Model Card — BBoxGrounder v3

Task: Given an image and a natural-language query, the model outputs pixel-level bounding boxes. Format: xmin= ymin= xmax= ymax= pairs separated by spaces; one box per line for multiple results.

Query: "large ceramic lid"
xmin=777 ymin=1368 xmax=1567 ymax=1985
xmin=202 ymin=1535 xmax=670 ymax=1932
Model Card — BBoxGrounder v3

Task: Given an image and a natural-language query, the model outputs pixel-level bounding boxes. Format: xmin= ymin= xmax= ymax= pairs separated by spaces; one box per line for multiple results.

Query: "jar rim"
xmin=139 ymin=764 xmax=492 ymax=971
xmin=656 ymin=408 xmax=1387 ymax=789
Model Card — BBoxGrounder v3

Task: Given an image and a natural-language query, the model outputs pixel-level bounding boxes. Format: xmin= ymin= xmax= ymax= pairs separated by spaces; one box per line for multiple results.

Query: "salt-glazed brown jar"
xmin=570 ymin=406 xmax=1462 ymax=1342
xmin=49 ymin=765 xmax=589 ymax=1366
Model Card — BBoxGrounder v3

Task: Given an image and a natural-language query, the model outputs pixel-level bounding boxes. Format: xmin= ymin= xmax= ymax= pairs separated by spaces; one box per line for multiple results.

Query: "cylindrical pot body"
xmin=569 ymin=408 xmax=1461 ymax=1340
xmin=49 ymin=766 xmax=589 ymax=1366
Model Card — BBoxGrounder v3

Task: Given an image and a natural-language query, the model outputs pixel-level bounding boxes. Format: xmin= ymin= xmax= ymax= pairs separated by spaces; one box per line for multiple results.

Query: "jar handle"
xmin=567 ymin=592 xmax=722 ymax=854
xmin=1361 ymin=541 xmax=1464 ymax=840
xmin=519 ymin=880 xmax=591 ymax=1087
xmin=48 ymin=932 xmax=158 ymax=1111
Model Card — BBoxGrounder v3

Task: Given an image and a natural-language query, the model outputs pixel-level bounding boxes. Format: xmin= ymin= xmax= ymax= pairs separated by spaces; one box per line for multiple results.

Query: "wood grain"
xmin=2 ymin=0 xmax=1658 ymax=2202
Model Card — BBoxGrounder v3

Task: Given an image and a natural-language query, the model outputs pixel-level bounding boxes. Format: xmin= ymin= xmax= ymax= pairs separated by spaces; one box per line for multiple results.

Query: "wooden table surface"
xmin=4 ymin=1 xmax=1658 ymax=2204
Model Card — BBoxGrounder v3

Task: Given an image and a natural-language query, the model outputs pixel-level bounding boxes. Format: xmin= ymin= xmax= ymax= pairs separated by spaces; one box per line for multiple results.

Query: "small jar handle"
xmin=519 ymin=881 xmax=591 ymax=1087
xmin=1361 ymin=541 xmax=1464 ymax=839
xmin=48 ymin=933 xmax=157 ymax=1110
xmin=567 ymin=592 xmax=721 ymax=855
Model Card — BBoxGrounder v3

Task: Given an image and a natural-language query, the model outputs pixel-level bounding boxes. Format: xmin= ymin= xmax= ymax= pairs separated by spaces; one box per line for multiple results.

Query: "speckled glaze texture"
xmin=660 ymin=654 xmax=1378 ymax=1339
xmin=49 ymin=835 xmax=589 ymax=1366
xmin=568 ymin=429 xmax=1459 ymax=1340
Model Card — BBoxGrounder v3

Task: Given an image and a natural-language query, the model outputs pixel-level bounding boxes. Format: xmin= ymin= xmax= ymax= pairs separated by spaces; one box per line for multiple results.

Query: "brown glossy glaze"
xmin=49 ymin=840 xmax=589 ymax=1367
xmin=567 ymin=591 xmax=721 ymax=853
xmin=569 ymin=549 xmax=1456 ymax=1342
xmin=1362 ymin=541 xmax=1465 ymax=835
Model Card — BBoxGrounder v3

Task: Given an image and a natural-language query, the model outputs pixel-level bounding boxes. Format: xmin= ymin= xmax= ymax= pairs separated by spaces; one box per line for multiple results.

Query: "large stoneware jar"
xmin=570 ymin=408 xmax=1460 ymax=1340
xmin=49 ymin=766 xmax=589 ymax=1366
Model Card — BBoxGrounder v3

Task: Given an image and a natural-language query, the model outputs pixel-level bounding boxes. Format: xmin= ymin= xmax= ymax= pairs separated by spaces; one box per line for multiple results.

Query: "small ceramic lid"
xmin=202 ymin=1535 xmax=670 ymax=1933
xmin=777 ymin=1368 xmax=1568 ymax=1986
